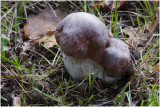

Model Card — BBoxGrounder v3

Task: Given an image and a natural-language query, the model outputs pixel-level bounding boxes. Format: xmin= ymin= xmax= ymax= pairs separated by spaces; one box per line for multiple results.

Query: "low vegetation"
xmin=1 ymin=1 xmax=159 ymax=106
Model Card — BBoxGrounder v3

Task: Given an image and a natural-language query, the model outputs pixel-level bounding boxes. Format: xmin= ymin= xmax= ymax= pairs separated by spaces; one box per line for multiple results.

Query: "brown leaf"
xmin=122 ymin=25 xmax=155 ymax=47
xmin=122 ymin=26 xmax=139 ymax=45
xmin=91 ymin=2 xmax=101 ymax=8
xmin=153 ymin=63 xmax=160 ymax=71
xmin=123 ymin=11 xmax=159 ymax=48
xmin=145 ymin=12 xmax=159 ymax=34
xmin=37 ymin=35 xmax=57 ymax=48
xmin=23 ymin=7 xmax=66 ymax=48
xmin=104 ymin=1 xmax=126 ymax=9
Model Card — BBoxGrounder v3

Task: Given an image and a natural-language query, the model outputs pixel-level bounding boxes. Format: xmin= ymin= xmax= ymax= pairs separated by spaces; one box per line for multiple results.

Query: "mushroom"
xmin=55 ymin=12 xmax=131 ymax=82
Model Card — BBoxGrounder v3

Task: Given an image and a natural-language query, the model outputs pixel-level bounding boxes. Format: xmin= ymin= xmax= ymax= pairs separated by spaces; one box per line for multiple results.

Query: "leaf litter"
xmin=23 ymin=6 xmax=66 ymax=48
xmin=122 ymin=11 xmax=159 ymax=48
xmin=1 ymin=1 xmax=159 ymax=106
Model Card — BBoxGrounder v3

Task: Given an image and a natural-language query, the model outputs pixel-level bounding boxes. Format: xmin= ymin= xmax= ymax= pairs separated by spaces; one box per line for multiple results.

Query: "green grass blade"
xmin=89 ymin=68 xmax=91 ymax=93
xmin=58 ymin=80 xmax=65 ymax=105
xmin=0 ymin=95 xmax=8 ymax=102
xmin=120 ymin=82 xmax=129 ymax=106
xmin=126 ymin=83 xmax=132 ymax=106
xmin=38 ymin=70 xmax=53 ymax=79
xmin=23 ymin=2 xmax=28 ymax=23
xmin=79 ymin=1 xmax=85 ymax=12
xmin=84 ymin=94 xmax=94 ymax=106
xmin=1 ymin=23 xmax=20 ymax=32
xmin=111 ymin=11 xmax=114 ymax=33
xmin=91 ymin=71 xmax=99 ymax=89
xmin=0 ymin=3 xmax=14 ymax=14
xmin=141 ymin=100 xmax=144 ymax=106
xmin=143 ymin=1 xmax=153 ymax=21
xmin=1 ymin=55 xmax=30 ymax=71
xmin=18 ymin=1 xmax=25 ymax=15
xmin=33 ymin=87 xmax=63 ymax=105
xmin=149 ymin=49 xmax=159 ymax=66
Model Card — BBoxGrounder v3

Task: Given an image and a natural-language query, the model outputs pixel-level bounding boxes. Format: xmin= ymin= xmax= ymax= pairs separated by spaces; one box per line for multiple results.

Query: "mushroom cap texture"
xmin=55 ymin=12 xmax=131 ymax=81
xmin=102 ymin=38 xmax=131 ymax=77
xmin=55 ymin=12 xmax=110 ymax=59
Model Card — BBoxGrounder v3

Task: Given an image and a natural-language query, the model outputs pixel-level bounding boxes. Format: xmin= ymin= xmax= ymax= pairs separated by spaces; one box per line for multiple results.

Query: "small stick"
xmin=1 ymin=4 xmax=15 ymax=20
xmin=28 ymin=49 xmax=51 ymax=65
xmin=129 ymin=11 xmax=135 ymax=26
xmin=47 ymin=2 xmax=57 ymax=18
xmin=68 ymin=0 xmax=83 ymax=12
xmin=123 ymin=40 xmax=136 ymax=50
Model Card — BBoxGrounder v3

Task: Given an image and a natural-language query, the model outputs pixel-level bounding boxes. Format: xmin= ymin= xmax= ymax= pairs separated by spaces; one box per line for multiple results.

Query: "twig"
xmin=68 ymin=0 xmax=83 ymax=12
xmin=47 ymin=2 xmax=57 ymax=18
xmin=123 ymin=40 xmax=136 ymax=50
xmin=28 ymin=49 xmax=51 ymax=65
xmin=147 ymin=11 xmax=159 ymax=38
xmin=64 ymin=76 xmax=88 ymax=97
xmin=52 ymin=48 xmax=60 ymax=66
xmin=1 ymin=63 xmax=31 ymax=98
xmin=144 ymin=11 xmax=159 ymax=50
xmin=129 ymin=11 xmax=135 ymax=26
xmin=1 ymin=4 xmax=15 ymax=20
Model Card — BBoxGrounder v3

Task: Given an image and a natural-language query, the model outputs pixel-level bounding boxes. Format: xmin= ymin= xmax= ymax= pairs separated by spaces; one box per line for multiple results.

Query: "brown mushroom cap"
xmin=102 ymin=38 xmax=131 ymax=77
xmin=55 ymin=12 xmax=131 ymax=81
xmin=55 ymin=12 xmax=110 ymax=59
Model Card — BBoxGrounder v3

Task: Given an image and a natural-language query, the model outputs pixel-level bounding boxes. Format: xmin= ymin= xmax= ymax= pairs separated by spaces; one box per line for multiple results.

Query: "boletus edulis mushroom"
xmin=55 ymin=12 xmax=131 ymax=82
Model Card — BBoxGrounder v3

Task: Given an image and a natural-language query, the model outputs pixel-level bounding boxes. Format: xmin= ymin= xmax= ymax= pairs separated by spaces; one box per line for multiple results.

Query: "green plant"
xmin=141 ymin=83 xmax=159 ymax=106
xmin=0 ymin=34 xmax=10 ymax=53
xmin=113 ymin=82 xmax=129 ymax=106
xmin=33 ymin=87 xmax=64 ymax=105
xmin=134 ymin=1 xmax=157 ymax=23
xmin=111 ymin=1 xmax=119 ymax=38
xmin=126 ymin=82 xmax=133 ymax=106
xmin=88 ymin=69 xmax=99 ymax=94
xmin=140 ymin=1 xmax=157 ymax=22
xmin=83 ymin=94 xmax=94 ymax=106
xmin=88 ymin=69 xmax=92 ymax=93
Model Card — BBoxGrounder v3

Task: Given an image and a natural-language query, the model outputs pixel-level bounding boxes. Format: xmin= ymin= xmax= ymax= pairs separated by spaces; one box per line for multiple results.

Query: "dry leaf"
xmin=104 ymin=1 xmax=126 ymax=9
xmin=13 ymin=97 xmax=21 ymax=106
xmin=122 ymin=26 xmax=139 ymax=45
xmin=122 ymin=25 xmax=155 ymax=47
xmin=153 ymin=63 xmax=160 ymax=71
xmin=38 ymin=35 xmax=57 ymax=48
xmin=145 ymin=12 xmax=159 ymax=34
xmin=24 ymin=7 xmax=66 ymax=48
xmin=22 ymin=42 xmax=31 ymax=52
xmin=91 ymin=2 xmax=105 ymax=8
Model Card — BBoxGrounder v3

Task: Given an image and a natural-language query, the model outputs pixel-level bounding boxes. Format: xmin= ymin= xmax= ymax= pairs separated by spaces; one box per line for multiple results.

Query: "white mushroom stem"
xmin=63 ymin=53 xmax=120 ymax=82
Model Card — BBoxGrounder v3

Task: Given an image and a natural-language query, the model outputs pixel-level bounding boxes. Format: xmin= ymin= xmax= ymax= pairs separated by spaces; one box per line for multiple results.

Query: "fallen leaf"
xmin=13 ymin=97 xmax=21 ymax=106
xmin=153 ymin=63 xmax=160 ymax=71
xmin=122 ymin=24 xmax=157 ymax=47
xmin=24 ymin=7 xmax=66 ymax=48
xmin=37 ymin=35 xmax=57 ymax=48
xmin=91 ymin=1 xmax=105 ymax=8
xmin=104 ymin=1 xmax=126 ymax=9
xmin=122 ymin=26 xmax=139 ymax=45
xmin=22 ymin=42 xmax=31 ymax=52
xmin=145 ymin=12 xmax=159 ymax=34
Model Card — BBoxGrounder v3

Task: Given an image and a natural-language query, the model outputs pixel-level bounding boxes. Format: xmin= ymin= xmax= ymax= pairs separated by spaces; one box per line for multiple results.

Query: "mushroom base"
xmin=62 ymin=53 xmax=121 ymax=82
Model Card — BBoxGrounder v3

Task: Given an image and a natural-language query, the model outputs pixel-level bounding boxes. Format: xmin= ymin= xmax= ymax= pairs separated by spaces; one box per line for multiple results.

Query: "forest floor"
xmin=1 ymin=1 xmax=159 ymax=106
